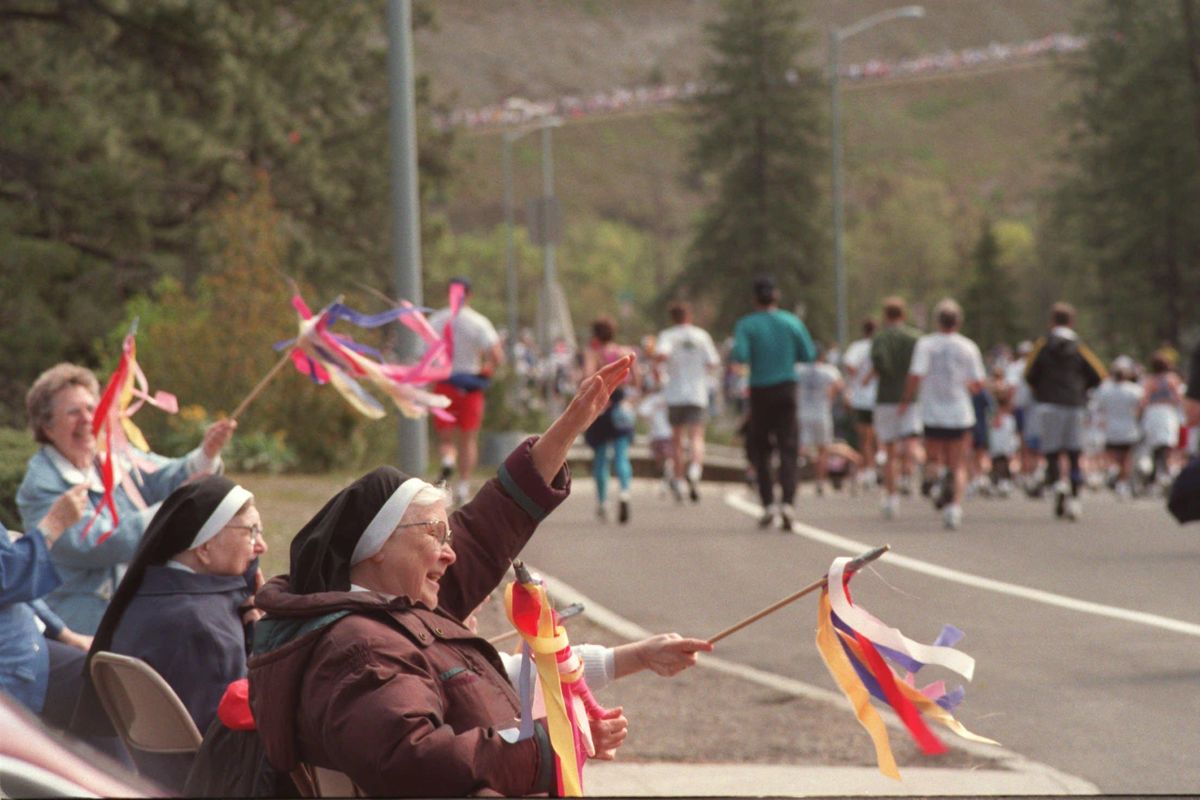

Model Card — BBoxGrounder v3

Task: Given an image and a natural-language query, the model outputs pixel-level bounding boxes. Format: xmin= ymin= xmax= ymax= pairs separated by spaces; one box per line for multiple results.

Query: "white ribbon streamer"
xmin=827 ymin=557 xmax=976 ymax=681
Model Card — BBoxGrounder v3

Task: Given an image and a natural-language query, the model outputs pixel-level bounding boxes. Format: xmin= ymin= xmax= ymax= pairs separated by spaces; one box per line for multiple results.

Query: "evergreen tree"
xmin=962 ymin=222 xmax=1020 ymax=351
xmin=675 ymin=0 xmax=828 ymax=333
xmin=1048 ymin=1 xmax=1200 ymax=355
xmin=0 ymin=1 xmax=452 ymax=424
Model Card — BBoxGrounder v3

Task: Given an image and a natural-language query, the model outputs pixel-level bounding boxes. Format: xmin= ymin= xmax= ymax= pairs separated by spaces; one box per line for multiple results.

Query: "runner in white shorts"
xmin=796 ymin=351 xmax=843 ymax=495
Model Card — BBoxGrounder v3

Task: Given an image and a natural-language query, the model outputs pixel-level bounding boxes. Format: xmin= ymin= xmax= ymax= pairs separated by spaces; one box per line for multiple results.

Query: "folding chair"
xmin=290 ymin=762 xmax=363 ymax=797
xmin=88 ymin=652 xmax=203 ymax=760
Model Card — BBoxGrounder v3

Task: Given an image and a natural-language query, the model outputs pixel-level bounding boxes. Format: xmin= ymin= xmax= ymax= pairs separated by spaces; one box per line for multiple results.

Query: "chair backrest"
xmin=291 ymin=763 xmax=362 ymax=798
xmin=89 ymin=652 xmax=203 ymax=755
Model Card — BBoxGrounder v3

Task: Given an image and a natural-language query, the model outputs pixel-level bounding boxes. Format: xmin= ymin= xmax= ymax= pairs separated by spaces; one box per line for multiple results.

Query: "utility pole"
xmin=386 ymin=0 xmax=427 ymax=476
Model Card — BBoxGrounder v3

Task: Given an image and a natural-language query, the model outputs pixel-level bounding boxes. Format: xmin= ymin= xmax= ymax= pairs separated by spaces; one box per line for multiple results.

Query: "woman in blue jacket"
xmin=16 ymin=363 xmax=236 ymax=633
xmin=1 ymin=487 xmax=93 ymax=723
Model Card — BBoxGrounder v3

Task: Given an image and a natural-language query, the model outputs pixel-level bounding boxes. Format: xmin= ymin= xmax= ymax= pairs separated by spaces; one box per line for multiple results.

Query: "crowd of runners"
xmin=503 ymin=287 xmax=1198 ymax=532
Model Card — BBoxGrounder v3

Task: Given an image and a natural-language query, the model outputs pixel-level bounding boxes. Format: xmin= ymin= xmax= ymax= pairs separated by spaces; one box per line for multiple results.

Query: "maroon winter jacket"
xmin=249 ymin=438 xmax=568 ymax=797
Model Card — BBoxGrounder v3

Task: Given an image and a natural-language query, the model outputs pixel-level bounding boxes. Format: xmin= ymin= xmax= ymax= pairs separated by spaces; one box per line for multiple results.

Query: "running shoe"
xmin=943 ymin=503 xmax=962 ymax=530
xmin=1065 ymin=497 xmax=1081 ymax=521
xmin=881 ymin=494 xmax=899 ymax=519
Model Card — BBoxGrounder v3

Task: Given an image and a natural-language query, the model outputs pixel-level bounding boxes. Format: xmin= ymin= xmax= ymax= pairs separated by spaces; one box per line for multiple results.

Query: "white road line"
xmin=725 ymin=492 xmax=1200 ymax=638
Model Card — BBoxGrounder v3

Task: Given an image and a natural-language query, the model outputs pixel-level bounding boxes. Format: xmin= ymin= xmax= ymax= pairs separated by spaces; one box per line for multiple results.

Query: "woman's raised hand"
xmin=529 ymin=354 xmax=635 ymax=483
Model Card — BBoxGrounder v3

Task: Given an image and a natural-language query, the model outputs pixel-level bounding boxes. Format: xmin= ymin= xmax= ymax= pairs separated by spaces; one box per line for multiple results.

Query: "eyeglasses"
xmin=396 ymin=519 xmax=453 ymax=548
xmin=225 ymin=523 xmax=265 ymax=544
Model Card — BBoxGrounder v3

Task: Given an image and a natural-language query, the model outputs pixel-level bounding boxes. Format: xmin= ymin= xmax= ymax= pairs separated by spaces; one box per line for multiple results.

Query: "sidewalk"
xmin=511 ymin=516 xmax=1100 ymax=798
xmin=586 ymin=761 xmax=1096 ymax=797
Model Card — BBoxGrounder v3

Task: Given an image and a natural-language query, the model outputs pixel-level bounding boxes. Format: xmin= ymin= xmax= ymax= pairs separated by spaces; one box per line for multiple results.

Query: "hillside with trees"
xmin=2 ymin=0 xmax=1196 ymax=473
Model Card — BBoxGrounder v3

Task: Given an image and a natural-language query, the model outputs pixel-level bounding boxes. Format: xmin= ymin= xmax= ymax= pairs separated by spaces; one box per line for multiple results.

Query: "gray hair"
xmin=26 ymin=363 xmax=100 ymax=444
xmin=408 ymin=482 xmax=453 ymax=511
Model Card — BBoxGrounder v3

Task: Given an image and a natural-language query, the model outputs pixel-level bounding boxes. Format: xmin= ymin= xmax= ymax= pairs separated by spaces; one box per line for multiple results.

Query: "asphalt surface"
xmin=518 ymin=476 xmax=1200 ymax=795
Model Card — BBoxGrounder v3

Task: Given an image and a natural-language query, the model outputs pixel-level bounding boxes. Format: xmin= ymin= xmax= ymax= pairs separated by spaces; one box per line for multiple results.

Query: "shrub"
xmin=0 ymin=427 xmax=36 ymax=530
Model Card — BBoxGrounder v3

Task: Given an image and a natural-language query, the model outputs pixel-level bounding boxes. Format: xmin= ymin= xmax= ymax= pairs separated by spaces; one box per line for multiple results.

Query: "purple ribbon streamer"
xmin=326 ymin=302 xmax=429 ymax=328
xmin=517 ymin=642 xmax=536 ymax=741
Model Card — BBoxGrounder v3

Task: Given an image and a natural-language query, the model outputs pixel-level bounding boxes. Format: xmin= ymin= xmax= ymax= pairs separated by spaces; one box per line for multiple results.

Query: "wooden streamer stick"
xmin=231 ymin=347 xmax=295 ymax=421
xmin=706 ymin=544 xmax=890 ymax=645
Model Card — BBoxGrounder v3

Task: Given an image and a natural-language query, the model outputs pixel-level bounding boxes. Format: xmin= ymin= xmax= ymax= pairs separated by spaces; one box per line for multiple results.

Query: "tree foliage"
xmin=119 ymin=174 xmax=394 ymax=470
xmin=1047 ymin=0 xmax=1200 ymax=356
xmin=844 ymin=173 xmax=965 ymax=331
xmin=962 ymin=221 xmax=1021 ymax=351
xmin=676 ymin=0 xmax=828 ymax=332
xmin=0 ymin=0 xmax=452 ymax=425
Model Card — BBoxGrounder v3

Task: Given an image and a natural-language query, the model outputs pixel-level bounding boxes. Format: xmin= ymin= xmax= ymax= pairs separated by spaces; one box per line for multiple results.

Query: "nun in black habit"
xmin=72 ymin=475 xmax=266 ymax=792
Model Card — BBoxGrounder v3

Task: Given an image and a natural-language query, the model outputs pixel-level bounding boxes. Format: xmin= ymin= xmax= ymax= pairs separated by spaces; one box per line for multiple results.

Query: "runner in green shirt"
xmin=869 ymin=297 xmax=923 ymax=518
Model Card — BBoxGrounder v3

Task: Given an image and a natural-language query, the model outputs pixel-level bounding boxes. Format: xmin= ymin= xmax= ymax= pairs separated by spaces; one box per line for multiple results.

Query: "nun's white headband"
xmin=190 ymin=485 xmax=254 ymax=550
xmin=350 ymin=477 xmax=429 ymax=565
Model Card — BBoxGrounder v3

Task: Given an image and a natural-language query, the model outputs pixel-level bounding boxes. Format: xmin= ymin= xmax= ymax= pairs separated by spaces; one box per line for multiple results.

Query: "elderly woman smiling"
xmin=248 ymin=355 xmax=637 ymax=797
xmin=16 ymin=363 xmax=236 ymax=634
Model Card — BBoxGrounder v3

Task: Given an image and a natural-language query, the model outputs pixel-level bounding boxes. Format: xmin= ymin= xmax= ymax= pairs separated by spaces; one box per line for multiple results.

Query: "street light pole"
xmin=504 ymin=115 xmax=564 ymax=359
xmin=502 ymin=131 xmax=518 ymax=363
xmin=539 ymin=122 xmax=557 ymax=353
xmin=385 ymin=0 xmax=426 ymax=477
xmin=829 ymin=5 xmax=924 ymax=353
xmin=829 ymin=27 xmax=846 ymax=355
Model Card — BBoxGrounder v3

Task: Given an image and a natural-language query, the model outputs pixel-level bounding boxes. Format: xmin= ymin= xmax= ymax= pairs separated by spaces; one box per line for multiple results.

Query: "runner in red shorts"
xmin=427 ymin=278 xmax=503 ymax=505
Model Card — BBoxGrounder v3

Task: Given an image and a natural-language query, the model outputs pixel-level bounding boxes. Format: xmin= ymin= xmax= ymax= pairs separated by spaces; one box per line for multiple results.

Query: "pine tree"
xmin=1048 ymin=1 xmax=1200 ymax=354
xmin=962 ymin=222 xmax=1020 ymax=352
xmin=675 ymin=0 xmax=828 ymax=333
xmin=0 ymin=2 xmax=453 ymax=423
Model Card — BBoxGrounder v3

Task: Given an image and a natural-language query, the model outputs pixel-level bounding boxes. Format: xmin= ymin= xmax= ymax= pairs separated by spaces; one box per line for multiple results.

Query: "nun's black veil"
xmin=289 ymin=466 xmax=409 ymax=594
xmin=72 ymin=475 xmax=250 ymax=736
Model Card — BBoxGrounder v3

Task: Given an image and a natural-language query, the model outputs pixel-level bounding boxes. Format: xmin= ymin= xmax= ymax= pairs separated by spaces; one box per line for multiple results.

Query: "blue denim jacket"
xmin=17 ymin=445 xmax=219 ymax=634
xmin=0 ymin=523 xmax=62 ymax=713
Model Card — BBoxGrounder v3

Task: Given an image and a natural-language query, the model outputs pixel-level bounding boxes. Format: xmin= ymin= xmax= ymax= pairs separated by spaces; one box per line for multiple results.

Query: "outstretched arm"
xmin=529 ymin=354 xmax=634 ymax=483
xmin=612 ymin=633 xmax=713 ymax=679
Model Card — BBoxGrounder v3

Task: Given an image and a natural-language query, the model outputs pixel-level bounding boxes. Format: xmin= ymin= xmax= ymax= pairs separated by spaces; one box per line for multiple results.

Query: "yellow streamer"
xmin=816 ymin=590 xmax=900 ymax=780
xmin=504 ymin=582 xmax=583 ymax=797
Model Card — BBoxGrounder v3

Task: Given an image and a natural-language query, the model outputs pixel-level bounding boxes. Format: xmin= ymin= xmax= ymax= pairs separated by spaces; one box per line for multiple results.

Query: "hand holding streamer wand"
xmin=706 ymin=544 xmax=889 ymax=644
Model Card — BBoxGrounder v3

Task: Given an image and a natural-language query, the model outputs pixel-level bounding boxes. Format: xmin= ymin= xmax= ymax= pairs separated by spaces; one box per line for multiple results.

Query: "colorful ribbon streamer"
xmin=275 ymin=293 xmax=453 ymax=420
xmin=814 ymin=556 xmax=997 ymax=779
xmin=504 ymin=569 xmax=607 ymax=797
xmin=84 ymin=327 xmax=178 ymax=543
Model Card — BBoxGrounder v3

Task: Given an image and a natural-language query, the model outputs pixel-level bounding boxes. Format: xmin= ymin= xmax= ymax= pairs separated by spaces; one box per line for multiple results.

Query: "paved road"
xmin=520 ymin=479 xmax=1200 ymax=794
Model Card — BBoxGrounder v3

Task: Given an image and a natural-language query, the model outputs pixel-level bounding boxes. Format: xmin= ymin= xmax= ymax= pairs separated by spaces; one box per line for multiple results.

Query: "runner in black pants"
xmin=730 ymin=277 xmax=817 ymax=531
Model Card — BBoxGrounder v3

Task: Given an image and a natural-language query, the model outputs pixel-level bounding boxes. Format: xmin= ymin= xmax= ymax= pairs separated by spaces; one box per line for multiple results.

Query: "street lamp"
xmin=830 ymin=5 xmax=924 ymax=353
xmin=385 ymin=0 xmax=427 ymax=476
xmin=502 ymin=115 xmax=563 ymax=361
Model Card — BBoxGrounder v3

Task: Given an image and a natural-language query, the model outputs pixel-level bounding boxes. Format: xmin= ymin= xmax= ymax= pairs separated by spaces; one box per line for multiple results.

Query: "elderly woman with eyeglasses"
xmin=248 ymin=355 xmax=637 ymax=798
xmin=71 ymin=475 xmax=266 ymax=793
xmin=17 ymin=363 xmax=236 ymax=634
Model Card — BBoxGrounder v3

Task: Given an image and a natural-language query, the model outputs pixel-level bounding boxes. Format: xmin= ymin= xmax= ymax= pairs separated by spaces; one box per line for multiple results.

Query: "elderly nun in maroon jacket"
xmin=73 ymin=475 xmax=266 ymax=792
xmin=248 ymin=355 xmax=634 ymax=798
